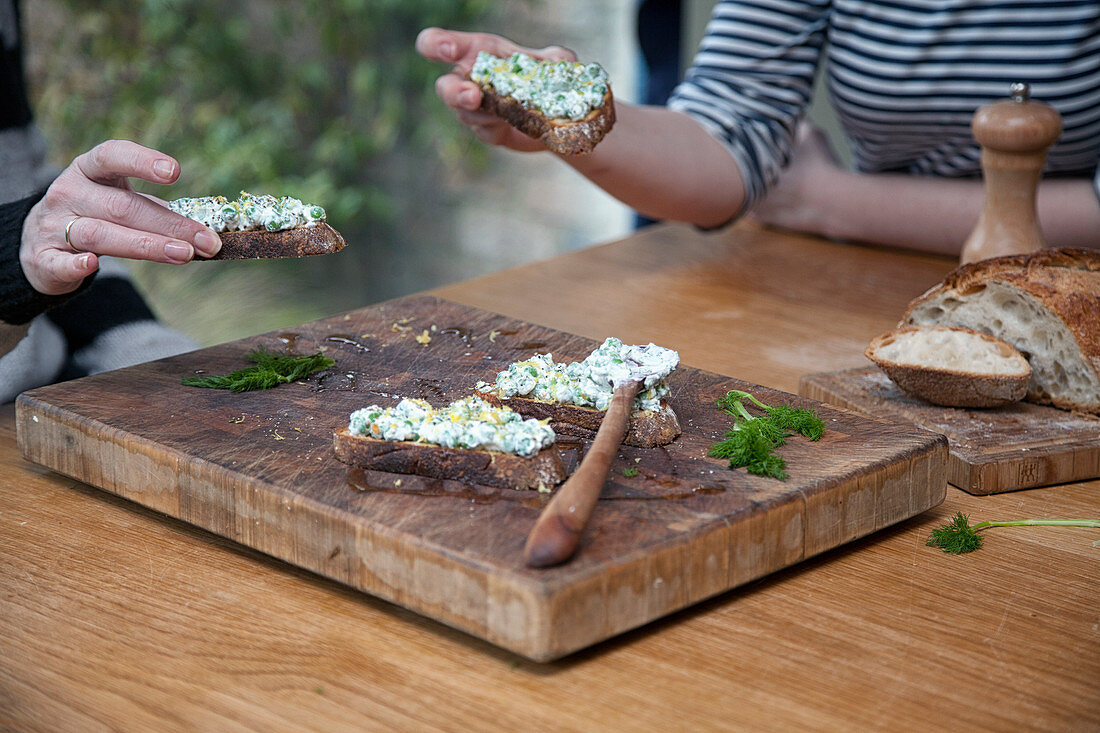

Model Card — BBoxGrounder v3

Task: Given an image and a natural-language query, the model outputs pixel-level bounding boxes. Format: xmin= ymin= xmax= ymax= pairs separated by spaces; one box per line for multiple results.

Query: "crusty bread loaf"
xmin=201 ymin=223 xmax=347 ymax=260
xmin=478 ymin=85 xmax=615 ymax=155
xmin=332 ymin=428 xmax=566 ymax=491
xmin=902 ymin=248 xmax=1100 ymax=414
xmin=866 ymin=325 xmax=1031 ymax=408
xmin=485 ymin=394 xmax=680 ymax=448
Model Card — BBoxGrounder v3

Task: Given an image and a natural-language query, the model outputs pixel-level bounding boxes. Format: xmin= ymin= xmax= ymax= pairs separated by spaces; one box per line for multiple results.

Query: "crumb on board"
xmin=416 ymin=329 xmax=432 ymax=345
xmin=489 ymin=330 xmax=501 ymax=343
xmin=391 ymin=316 xmax=416 ymax=334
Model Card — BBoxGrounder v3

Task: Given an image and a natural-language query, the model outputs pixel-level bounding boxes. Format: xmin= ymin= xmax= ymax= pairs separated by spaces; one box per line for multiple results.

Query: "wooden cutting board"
xmin=17 ymin=295 xmax=946 ymax=661
xmin=800 ymin=367 xmax=1100 ymax=495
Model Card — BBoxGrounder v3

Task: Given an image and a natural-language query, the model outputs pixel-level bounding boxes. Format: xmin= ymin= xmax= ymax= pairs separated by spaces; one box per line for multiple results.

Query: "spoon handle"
xmin=524 ymin=380 xmax=641 ymax=568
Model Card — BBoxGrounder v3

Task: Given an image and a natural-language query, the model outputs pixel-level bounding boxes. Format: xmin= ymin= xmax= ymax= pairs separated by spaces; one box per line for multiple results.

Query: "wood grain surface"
xmin=801 ymin=367 xmax=1100 ymax=494
xmin=3 ymin=222 xmax=1097 ymax=730
xmin=17 ymin=294 xmax=945 ymax=661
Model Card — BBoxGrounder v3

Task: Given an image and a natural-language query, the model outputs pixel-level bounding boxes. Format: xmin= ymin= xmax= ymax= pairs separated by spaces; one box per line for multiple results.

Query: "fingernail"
xmin=193 ymin=229 xmax=221 ymax=257
xmin=165 ymin=242 xmax=192 ymax=262
xmin=460 ymin=89 xmax=479 ymax=108
xmin=441 ymin=41 xmax=456 ymax=60
xmin=153 ymin=159 xmax=175 ymax=179
xmin=79 ymin=253 xmax=94 ymax=270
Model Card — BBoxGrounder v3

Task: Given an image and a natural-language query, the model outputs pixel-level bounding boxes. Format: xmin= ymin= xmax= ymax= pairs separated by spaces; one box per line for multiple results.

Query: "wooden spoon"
xmin=524 ymin=379 xmax=642 ymax=568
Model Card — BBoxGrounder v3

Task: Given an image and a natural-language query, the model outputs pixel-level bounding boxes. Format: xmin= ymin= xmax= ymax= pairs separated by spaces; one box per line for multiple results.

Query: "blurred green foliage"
xmin=28 ymin=0 xmax=506 ymax=344
xmin=36 ymin=0 xmax=493 ymax=218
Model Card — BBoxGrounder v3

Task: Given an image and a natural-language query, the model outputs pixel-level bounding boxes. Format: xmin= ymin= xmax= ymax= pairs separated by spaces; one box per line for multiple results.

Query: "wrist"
xmin=0 ymin=192 xmax=90 ymax=324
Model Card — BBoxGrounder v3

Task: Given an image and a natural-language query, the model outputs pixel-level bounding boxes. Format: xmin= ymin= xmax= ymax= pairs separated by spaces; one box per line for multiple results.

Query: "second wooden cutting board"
xmin=17 ymin=295 xmax=946 ymax=661
xmin=800 ymin=367 xmax=1100 ymax=494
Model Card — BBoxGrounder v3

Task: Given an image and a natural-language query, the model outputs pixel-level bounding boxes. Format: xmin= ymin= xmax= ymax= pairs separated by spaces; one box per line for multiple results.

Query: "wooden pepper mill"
xmin=959 ymin=82 xmax=1062 ymax=264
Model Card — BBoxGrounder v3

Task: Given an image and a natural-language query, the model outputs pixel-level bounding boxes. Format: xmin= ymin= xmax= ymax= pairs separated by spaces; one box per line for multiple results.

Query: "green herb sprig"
xmin=182 ymin=347 xmax=334 ymax=392
xmin=707 ymin=390 xmax=826 ymax=480
xmin=927 ymin=511 xmax=1100 ymax=554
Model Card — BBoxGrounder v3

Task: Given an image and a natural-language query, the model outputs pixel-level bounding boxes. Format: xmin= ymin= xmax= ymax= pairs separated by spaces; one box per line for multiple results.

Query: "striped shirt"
xmin=668 ymin=0 xmax=1100 ymax=215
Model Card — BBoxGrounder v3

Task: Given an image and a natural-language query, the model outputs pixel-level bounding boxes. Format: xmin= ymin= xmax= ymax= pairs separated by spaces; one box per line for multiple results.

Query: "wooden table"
xmin=2 ymin=222 xmax=1096 ymax=730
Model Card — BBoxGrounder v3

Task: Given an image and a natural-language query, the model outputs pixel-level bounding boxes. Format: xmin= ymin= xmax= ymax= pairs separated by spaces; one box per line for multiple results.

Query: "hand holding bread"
xmin=416 ymin=27 xmax=611 ymax=154
xmin=20 ymin=140 xmax=223 ymax=295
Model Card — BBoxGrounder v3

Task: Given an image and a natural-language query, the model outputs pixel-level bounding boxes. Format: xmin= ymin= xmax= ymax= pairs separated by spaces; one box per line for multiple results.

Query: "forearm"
xmin=815 ymin=171 xmax=1100 ymax=255
xmin=562 ymin=103 xmax=747 ymax=228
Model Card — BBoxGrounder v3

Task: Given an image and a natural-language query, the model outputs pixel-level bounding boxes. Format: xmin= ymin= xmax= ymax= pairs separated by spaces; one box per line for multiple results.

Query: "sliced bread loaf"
xmin=902 ymin=248 xmax=1100 ymax=414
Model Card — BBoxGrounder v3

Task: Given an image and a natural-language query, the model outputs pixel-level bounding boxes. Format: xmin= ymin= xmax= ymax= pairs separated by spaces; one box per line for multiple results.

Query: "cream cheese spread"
xmin=470 ymin=51 xmax=609 ymax=121
xmin=347 ymin=396 xmax=555 ymax=458
xmin=168 ymin=191 xmax=325 ymax=233
xmin=481 ymin=337 xmax=679 ymax=413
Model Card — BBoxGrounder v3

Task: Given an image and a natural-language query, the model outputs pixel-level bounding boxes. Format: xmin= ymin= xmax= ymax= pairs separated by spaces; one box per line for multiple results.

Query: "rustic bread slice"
xmin=866 ymin=326 xmax=1031 ymax=408
xmin=333 ymin=428 xmax=566 ymax=491
xmin=468 ymin=51 xmax=615 ymax=155
xmin=486 ymin=394 xmax=680 ymax=448
xmin=478 ymin=84 xmax=615 ymax=155
xmin=902 ymin=248 xmax=1100 ymax=414
xmin=201 ymin=223 xmax=347 ymax=260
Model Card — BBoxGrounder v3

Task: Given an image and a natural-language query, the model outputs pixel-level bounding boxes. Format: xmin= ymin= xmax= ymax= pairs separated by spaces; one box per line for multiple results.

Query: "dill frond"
xmin=182 ymin=347 xmax=335 ymax=393
xmin=927 ymin=512 xmax=1100 ymax=555
xmin=708 ymin=390 xmax=825 ymax=481
xmin=926 ymin=512 xmax=983 ymax=554
xmin=765 ymin=404 xmax=826 ymax=440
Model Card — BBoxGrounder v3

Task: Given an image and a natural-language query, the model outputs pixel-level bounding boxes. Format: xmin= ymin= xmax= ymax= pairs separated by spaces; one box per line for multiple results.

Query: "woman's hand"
xmin=750 ymin=122 xmax=845 ymax=237
xmin=415 ymin=27 xmax=576 ymax=152
xmin=20 ymin=139 xmax=221 ymax=296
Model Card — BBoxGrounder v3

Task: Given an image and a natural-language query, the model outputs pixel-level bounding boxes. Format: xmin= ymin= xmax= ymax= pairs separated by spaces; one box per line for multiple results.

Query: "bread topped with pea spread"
xmin=469 ymin=51 xmax=615 ymax=155
xmin=477 ymin=338 xmax=682 ymax=448
xmin=168 ymin=191 xmax=347 ymax=260
xmin=333 ymin=396 xmax=566 ymax=490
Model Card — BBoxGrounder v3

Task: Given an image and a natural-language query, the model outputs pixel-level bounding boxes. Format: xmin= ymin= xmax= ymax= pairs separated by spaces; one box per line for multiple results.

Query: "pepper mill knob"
xmin=959 ymin=82 xmax=1062 ymax=264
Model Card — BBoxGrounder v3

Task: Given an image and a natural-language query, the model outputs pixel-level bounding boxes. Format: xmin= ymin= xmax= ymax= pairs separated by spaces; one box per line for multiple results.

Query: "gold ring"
xmin=65 ymin=216 xmax=85 ymax=253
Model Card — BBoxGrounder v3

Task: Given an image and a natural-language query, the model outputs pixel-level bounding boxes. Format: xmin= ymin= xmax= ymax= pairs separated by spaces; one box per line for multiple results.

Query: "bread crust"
xmin=332 ymin=428 xmax=566 ymax=490
xmin=200 ymin=223 xmax=347 ymax=260
xmin=476 ymin=84 xmax=615 ymax=155
xmin=903 ymin=248 xmax=1100 ymax=413
xmin=484 ymin=394 xmax=680 ymax=447
xmin=865 ymin=326 xmax=1031 ymax=408
xmin=914 ymin=248 xmax=1100 ymax=358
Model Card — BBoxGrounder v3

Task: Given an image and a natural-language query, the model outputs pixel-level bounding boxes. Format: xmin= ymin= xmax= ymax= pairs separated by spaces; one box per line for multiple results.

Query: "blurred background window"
xmin=24 ymin=0 xmax=640 ymax=346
